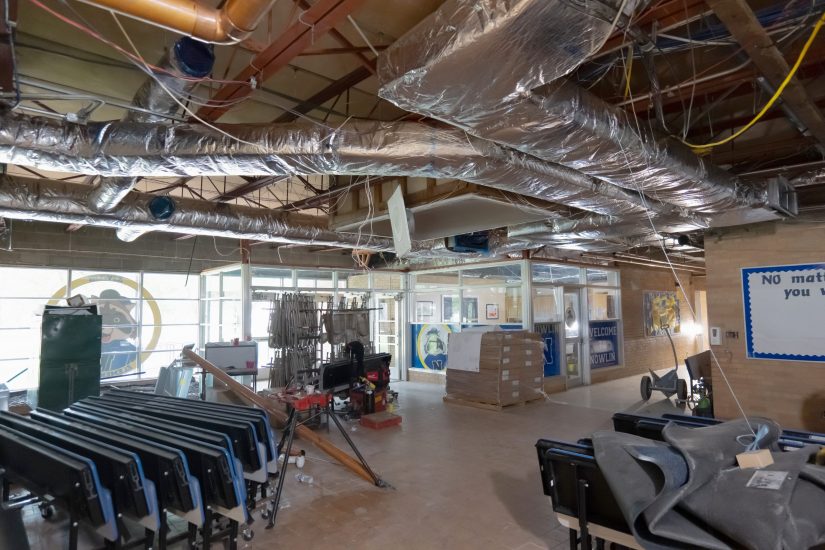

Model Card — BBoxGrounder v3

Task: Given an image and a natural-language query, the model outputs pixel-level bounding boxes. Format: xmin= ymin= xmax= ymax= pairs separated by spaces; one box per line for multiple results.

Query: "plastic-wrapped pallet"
xmin=445 ymin=331 xmax=544 ymax=407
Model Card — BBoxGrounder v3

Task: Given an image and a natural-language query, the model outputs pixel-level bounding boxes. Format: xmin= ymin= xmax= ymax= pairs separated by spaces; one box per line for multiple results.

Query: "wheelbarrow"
xmin=640 ymin=368 xmax=687 ymax=401
xmin=640 ymin=326 xmax=687 ymax=402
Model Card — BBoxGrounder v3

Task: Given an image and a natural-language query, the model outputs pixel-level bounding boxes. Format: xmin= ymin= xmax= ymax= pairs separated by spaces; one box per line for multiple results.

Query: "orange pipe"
xmin=76 ymin=0 xmax=275 ymax=44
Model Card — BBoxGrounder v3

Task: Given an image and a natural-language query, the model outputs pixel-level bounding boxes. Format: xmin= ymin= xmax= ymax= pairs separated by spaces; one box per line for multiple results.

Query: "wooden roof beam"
xmin=196 ymin=0 xmax=368 ymax=122
xmin=705 ymin=0 xmax=825 ymax=149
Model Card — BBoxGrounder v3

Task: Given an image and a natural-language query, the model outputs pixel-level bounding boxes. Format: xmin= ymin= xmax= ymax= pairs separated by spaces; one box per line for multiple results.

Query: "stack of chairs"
xmin=0 ymin=389 xmax=282 ymax=550
xmin=536 ymin=412 xmax=825 ymax=549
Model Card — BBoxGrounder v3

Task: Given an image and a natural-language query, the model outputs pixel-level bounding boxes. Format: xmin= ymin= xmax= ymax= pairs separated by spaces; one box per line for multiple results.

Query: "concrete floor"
xmin=17 ymin=369 xmax=689 ymax=549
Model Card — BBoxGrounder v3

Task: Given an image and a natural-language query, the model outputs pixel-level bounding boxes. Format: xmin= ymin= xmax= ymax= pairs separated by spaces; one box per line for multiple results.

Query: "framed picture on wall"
xmin=486 ymin=304 xmax=499 ymax=320
xmin=416 ymin=301 xmax=434 ymax=319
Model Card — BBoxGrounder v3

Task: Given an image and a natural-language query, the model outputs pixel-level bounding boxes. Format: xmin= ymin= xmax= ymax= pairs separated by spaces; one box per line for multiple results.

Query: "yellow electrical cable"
xmin=623 ymin=45 xmax=634 ymax=99
xmin=678 ymin=11 xmax=825 ymax=155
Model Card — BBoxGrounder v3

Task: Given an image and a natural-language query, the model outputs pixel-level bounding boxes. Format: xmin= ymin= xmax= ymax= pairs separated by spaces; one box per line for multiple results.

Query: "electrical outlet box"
xmin=710 ymin=326 xmax=721 ymax=346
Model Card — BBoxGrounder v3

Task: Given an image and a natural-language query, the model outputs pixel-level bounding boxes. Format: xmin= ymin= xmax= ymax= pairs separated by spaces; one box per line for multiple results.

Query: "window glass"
xmin=142 ymin=300 xmax=199 ymax=326
xmin=221 ymin=301 xmax=243 ymax=329
xmin=141 ymin=324 xmax=198 ymax=353
xmin=414 ymin=272 xmax=459 ymax=288
xmin=586 ymin=268 xmax=619 ymax=286
xmin=532 ymin=264 xmax=582 ymax=284
xmin=221 ymin=272 xmax=242 ymax=298
xmin=203 ymin=274 xmax=221 ymax=299
xmin=71 ymin=271 xmax=140 ymax=299
xmin=461 ymin=264 xmax=522 ymax=286
xmin=588 ymin=288 xmax=620 ymax=320
xmin=533 ymin=287 xmax=563 ymax=323
xmin=339 ymin=271 xmax=369 ymax=289
xmin=296 ymin=270 xmax=334 ymax=289
xmin=0 ymin=299 xmax=48 ymax=329
xmin=0 ymin=267 xmax=66 ymax=298
xmin=251 ymin=267 xmax=292 ymax=287
xmin=143 ymin=273 xmax=199 ymax=299
xmin=371 ymin=272 xmax=402 ymax=290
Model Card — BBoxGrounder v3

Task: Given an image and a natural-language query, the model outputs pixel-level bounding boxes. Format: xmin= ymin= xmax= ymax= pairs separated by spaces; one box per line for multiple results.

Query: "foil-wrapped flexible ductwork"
xmin=0 ymin=175 xmax=566 ymax=257
xmin=0 ymin=111 xmax=702 ymax=221
xmin=378 ymin=0 xmax=771 ymax=215
xmin=0 ymin=175 xmax=394 ymax=250
xmin=88 ymin=37 xmax=216 ymax=214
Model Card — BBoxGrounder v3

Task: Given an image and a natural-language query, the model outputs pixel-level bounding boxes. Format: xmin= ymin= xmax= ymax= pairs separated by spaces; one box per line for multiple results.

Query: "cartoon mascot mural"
xmin=93 ymin=289 xmax=139 ymax=377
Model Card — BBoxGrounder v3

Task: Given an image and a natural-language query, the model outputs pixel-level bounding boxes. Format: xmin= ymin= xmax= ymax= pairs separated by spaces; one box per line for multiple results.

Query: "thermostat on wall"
xmin=710 ymin=326 xmax=721 ymax=346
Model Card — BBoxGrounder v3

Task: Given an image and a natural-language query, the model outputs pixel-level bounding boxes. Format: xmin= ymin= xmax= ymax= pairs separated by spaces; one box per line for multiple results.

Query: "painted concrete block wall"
xmin=0 ymin=220 xmax=357 ymax=272
xmin=705 ymin=222 xmax=825 ymax=431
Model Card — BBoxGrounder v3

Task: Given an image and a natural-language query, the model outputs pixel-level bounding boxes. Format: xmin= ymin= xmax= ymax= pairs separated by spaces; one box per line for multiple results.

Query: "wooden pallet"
xmin=443 ymin=394 xmax=529 ymax=411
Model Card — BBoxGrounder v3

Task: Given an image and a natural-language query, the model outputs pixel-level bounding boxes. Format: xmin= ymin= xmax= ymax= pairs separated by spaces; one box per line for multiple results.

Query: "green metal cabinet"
xmin=38 ymin=305 xmax=102 ymax=410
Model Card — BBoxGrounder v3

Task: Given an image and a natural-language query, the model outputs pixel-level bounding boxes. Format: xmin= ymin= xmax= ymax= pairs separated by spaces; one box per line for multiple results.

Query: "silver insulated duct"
xmin=87 ymin=37 xmax=215 ymax=213
xmin=0 ymin=175 xmax=395 ymax=250
xmin=378 ymin=0 xmax=774 ymax=216
xmin=0 ymin=175 xmax=560 ymax=257
xmin=0 ymin=111 xmax=710 ymax=224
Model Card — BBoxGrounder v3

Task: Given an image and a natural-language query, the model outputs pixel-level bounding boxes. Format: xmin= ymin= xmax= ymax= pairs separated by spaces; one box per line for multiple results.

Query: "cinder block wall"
xmin=590 ymin=266 xmax=701 ymax=385
xmin=705 ymin=222 xmax=825 ymax=431
xmin=0 ymin=220 xmax=357 ymax=272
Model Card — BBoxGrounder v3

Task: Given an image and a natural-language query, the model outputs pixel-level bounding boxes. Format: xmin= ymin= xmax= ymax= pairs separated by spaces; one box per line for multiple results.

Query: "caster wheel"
xmin=640 ymin=375 xmax=653 ymax=401
xmin=242 ymin=530 xmax=254 ymax=542
xmin=260 ymin=508 xmax=272 ymax=520
xmin=40 ymin=505 xmax=54 ymax=519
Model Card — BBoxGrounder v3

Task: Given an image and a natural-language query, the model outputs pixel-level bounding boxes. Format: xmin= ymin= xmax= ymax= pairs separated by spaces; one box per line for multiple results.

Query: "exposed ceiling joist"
xmin=294 ymin=0 xmax=376 ymax=75
xmin=704 ymin=0 xmax=825 ymax=150
xmin=273 ymin=64 xmax=373 ymax=123
xmin=215 ymin=176 xmax=287 ymax=202
xmin=196 ymin=0 xmax=368 ymax=122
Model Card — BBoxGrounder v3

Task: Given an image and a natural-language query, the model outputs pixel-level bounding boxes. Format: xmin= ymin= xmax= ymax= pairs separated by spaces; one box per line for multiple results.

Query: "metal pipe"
xmin=75 ymin=0 xmax=277 ymax=45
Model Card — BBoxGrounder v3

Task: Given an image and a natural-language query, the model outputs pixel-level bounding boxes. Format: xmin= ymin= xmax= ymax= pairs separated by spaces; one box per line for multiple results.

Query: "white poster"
xmin=742 ymin=263 xmax=825 ymax=361
xmin=446 ymin=331 xmax=487 ymax=372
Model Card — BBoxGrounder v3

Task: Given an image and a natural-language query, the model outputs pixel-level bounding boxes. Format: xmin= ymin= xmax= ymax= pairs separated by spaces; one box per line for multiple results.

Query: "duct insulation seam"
xmin=0 ymin=111 xmax=707 ymax=226
xmin=377 ymin=0 xmax=770 ymax=214
xmin=88 ymin=37 xmax=216 ymax=214
xmin=0 ymin=175 xmax=564 ymax=256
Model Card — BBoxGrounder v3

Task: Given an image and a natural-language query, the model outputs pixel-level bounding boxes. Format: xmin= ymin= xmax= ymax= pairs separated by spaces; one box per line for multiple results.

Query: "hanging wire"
xmin=677 ymin=10 xmax=825 ymax=153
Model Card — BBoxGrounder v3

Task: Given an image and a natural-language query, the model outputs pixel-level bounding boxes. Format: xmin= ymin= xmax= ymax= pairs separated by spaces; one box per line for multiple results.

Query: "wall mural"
xmin=49 ymin=274 xmax=161 ymax=378
xmin=411 ymin=323 xmax=460 ymax=371
xmin=643 ymin=290 xmax=681 ymax=337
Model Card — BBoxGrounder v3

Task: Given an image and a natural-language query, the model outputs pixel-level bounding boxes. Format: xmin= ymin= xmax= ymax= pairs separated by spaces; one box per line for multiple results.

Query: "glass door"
xmin=374 ymin=293 xmax=401 ymax=380
xmin=563 ymin=289 xmax=583 ymax=387
xmin=532 ymin=286 xmax=563 ymax=378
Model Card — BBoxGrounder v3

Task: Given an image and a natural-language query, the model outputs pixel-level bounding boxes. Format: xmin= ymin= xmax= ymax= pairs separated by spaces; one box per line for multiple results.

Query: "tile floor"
xmin=16 ymin=369 xmax=689 ymax=549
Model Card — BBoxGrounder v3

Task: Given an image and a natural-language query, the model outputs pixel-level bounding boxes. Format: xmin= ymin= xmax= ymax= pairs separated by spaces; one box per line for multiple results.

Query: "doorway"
xmin=563 ymin=289 xmax=585 ymax=387
xmin=373 ymin=293 xmax=401 ymax=380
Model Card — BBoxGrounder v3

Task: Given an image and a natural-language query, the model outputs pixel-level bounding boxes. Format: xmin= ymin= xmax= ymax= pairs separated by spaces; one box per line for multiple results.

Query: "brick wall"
xmin=591 ymin=265 xmax=702 ymax=385
xmin=705 ymin=222 xmax=825 ymax=431
xmin=0 ymin=220 xmax=357 ymax=272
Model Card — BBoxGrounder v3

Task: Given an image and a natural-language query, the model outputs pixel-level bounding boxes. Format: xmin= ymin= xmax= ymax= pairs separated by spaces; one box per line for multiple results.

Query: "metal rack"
xmin=267 ymin=292 xmax=376 ymax=389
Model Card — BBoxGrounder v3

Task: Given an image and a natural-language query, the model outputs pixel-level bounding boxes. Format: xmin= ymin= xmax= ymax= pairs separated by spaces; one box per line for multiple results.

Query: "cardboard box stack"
xmin=446 ymin=330 xmax=546 ymax=407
